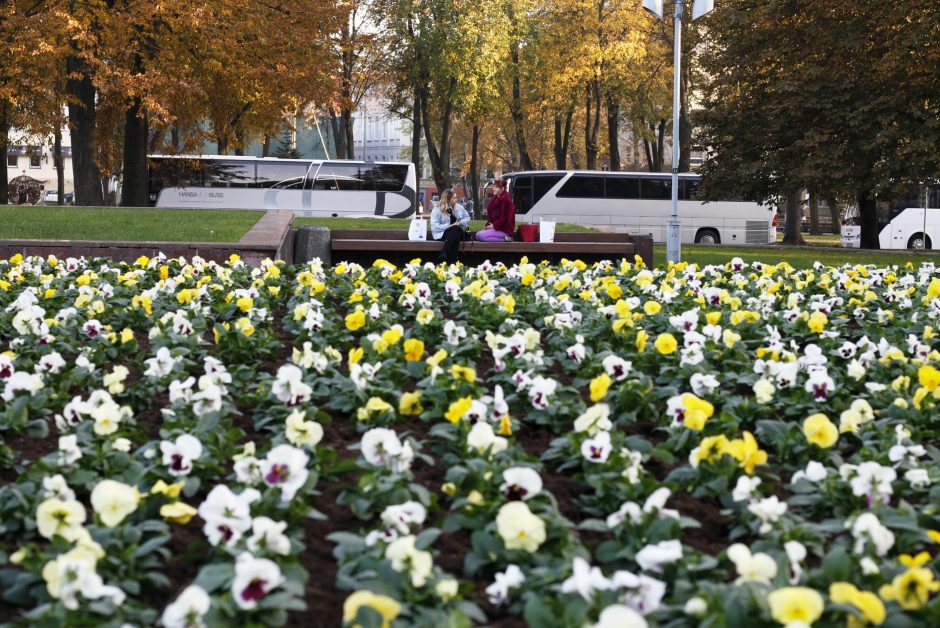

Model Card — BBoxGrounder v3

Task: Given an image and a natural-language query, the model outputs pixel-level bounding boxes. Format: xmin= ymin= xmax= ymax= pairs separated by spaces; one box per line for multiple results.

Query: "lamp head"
xmin=642 ymin=0 xmax=663 ymax=20
xmin=692 ymin=0 xmax=714 ymax=19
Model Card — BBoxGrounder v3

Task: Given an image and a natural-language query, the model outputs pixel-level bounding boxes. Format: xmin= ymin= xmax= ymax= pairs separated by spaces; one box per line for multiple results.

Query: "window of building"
xmin=6 ymin=154 xmax=16 ymax=168
xmin=29 ymin=151 xmax=42 ymax=168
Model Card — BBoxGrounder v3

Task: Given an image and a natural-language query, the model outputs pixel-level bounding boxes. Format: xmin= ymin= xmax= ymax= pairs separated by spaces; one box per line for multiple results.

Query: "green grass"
xmin=657 ymin=244 xmax=940 ymax=269
xmin=292 ymin=217 xmax=598 ymax=232
xmin=0 ymin=206 xmax=262 ymax=242
xmin=775 ymin=232 xmax=842 ymax=246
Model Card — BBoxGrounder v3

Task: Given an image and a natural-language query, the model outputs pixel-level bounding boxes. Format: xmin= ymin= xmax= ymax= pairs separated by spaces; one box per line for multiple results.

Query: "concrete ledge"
xmin=0 ymin=210 xmax=296 ymax=266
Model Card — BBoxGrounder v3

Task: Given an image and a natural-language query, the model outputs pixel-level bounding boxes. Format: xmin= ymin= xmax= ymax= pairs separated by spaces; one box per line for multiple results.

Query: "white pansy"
xmin=791 ymin=461 xmax=828 ymax=484
xmin=143 ymin=347 xmax=177 ymax=378
xmin=160 ymin=434 xmax=203 ymax=477
xmin=581 ymin=431 xmax=613 ymax=463
xmin=573 ymin=403 xmax=612 ymax=435
xmin=270 ymin=364 xmax=312 ymax=406
xmin=732 ymin=475 xmax=762 ymax=502
xmin=198 ymin=485 xmax=255 ymax=547
xmin=602 ymin=355 xmax=632 ymax=380
xmin=360 ymin=428 xmax=414 ymax=472
xmin=231 ymin=552 xmax=284 ymax=610
xmin=58 ymin=434 xmax=83 ymax=465
xmin=162 ymin=584 xmax=211 ymax=628
xmin=753 ymin=378 xmax=775 ymax=403
xmin=690 ymin=373 xmax=720 ymax=396
xmin=635 ymin=539 xmax=683 ymax=572
xmin=747 ymin=496 xmax=787 ymax=534
xmin=726 ymin=543 xmax=777 ymax=585
xmin=560 ymin=557 xmax=614 ymax=601
xmin=260 ymin=444 xmax=310 ymax=501
xmin=380 ymin=501 xmax=427 ymax=535
xmin=499 ymin=467 xmax=543 ymax=501
xmin=528 ymin=376 xmax=557 ymax=410
xmin=485 ymin=565 xmax=525 ymax=605
xmin=467 ymin=421 xmax=508 ymax=457
xmin=246 ymin=517 xmax=291 ymax=555
xmin=784 ymin=540 xmax=807 ymax=584
xmin=851 ymin=512 xmax=895 ymax=556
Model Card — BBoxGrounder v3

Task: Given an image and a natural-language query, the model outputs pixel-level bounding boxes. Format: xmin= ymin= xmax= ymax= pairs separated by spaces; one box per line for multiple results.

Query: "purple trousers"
xmin=476 ymin=228 xmax=512 ymax=242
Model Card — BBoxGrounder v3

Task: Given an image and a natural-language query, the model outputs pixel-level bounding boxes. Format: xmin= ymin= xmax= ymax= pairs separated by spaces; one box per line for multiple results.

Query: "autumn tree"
xmin=697 ymin=0 xmax=940 ymax=248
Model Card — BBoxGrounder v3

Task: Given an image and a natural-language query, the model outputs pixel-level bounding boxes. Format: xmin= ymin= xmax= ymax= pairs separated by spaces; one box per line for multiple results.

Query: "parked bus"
xmin=504 ymin=170 xmax=776 ymax=245
xmin=148 ymin=155 xmax=417 ymax=218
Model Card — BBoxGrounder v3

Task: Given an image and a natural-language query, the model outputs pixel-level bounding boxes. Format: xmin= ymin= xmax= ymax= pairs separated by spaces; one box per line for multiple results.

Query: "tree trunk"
xmin=553 ymin=109 xmax=573 ymax=169
xmin=121 ymin=98 xmax=149 ymax=207
xmin=656 ymin=120 xmax=666 ymax=172
xmin=171 ymin=124 xmax=180 ymax=151
xmin=469 ymin=124 xmax=480 ymax=218
xmin=607 ymin=95 xmax=621 ymax=172
xmin=809 ymin=194 xmax=820 ymax=235
xmin=509 ymin=47 xmax=534 ymax=170
xmin=343 ymin=108 xmax=355 ymax=159
xmin=66 ymin=55 xmax=104 ymax=206
xmin=54 ymin=128 xmax=65 ymax=204
xmin=420 ymin=81 xmax=454 ymax=193
xmin=0 ymin=99 xmax=9 ymax=205
xmin=858 ymin=192 xmax=880 ymax=249
xmin=585 ymin=82 xmax=601 ymax=170
xmin=827 ymin=197 xmax=841 ymax=234
xmin=782 ymin=189 xmax=805 ymax=245
xmin=262 ymin=135 xmax=271 ymax=157
xmin=643 ymin=119 xmax=667 ymax=172
xmin=678 ymin=48 xmax=692 ymax=172
xmin=217 ymin=136 xmax=228 ymax=155
xmin=328 ymin=108 xmax=345 ymax=159
xmin=411 ymin=88 xmax=422 ymax=180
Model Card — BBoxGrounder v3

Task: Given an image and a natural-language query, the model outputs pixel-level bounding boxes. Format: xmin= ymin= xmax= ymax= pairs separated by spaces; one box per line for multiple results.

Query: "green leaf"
xmin=194 ymin=562 xmax=234 ymax=593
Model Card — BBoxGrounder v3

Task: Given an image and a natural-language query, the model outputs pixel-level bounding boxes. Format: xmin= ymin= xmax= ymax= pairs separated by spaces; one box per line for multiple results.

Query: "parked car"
xmin=40 ymin=190 xmax=75 ymax=205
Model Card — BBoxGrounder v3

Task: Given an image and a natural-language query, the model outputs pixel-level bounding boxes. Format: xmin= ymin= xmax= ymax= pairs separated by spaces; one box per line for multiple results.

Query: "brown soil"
xmin=670 ymin=491 xmax=740 ymax=556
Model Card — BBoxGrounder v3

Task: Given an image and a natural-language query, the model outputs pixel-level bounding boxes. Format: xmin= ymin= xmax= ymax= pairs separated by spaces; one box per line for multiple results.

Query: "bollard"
xmin=294 ymin=225 xmax=331 ymax=266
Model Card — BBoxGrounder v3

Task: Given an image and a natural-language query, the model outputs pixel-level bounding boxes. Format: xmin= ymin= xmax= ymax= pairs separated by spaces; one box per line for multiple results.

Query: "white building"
xmin=352 ymin=95 xmax=432 ymax=181
xmin=6 ymin=123 xmax=74 ymax=195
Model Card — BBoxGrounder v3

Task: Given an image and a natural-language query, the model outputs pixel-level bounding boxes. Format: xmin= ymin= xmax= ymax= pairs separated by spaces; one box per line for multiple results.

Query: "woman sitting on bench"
xmin=475 ymin=178 xmax=516 ymax=242
xmin=431 ymin=188 xmax=471 ymax=263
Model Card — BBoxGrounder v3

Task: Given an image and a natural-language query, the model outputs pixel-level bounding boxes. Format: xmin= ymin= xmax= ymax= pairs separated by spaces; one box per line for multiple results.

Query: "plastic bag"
xmin=408 ymin=218 xmax=427 ymax=241
xmin=539 ymin=219 xmax=556 ymax=243
xmin=517 ymin=224 xmax=540 ymax=242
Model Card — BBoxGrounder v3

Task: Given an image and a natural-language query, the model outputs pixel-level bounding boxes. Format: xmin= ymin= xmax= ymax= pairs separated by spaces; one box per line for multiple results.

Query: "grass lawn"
xmin=657 ymin=243 xmax=940 ymax=269
xmin=0 ymin=206 xmax=261 ymax=242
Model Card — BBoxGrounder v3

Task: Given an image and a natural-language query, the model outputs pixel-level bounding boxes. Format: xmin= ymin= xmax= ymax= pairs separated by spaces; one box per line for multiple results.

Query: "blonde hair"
xmin=440 ymin=188 xmax=456 ymax=206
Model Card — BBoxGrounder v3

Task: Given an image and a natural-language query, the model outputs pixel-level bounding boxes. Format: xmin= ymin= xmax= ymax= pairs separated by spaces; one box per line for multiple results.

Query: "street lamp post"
xmin=642 ymin=0 xmax=712 ymax=263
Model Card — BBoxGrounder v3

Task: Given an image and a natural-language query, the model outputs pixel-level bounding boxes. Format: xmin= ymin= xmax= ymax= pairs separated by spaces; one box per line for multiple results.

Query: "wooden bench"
xmin=328 ymin=229 xmax=653 ymax=267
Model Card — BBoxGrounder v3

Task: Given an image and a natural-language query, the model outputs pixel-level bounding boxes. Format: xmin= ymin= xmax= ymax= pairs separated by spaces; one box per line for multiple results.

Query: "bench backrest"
xmin=329 ymin=229 xmax=634 ymax=243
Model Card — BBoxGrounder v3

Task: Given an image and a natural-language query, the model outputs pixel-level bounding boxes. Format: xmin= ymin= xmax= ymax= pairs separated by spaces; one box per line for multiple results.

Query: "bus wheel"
xmin=694 ymin=228 xmax=720 ymax=245
xmin=907 ymin=233 xmax=931 ymax=250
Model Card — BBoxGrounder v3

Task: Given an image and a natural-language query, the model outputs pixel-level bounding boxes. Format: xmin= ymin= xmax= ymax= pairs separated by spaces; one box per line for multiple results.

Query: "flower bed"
xmin=1 ymin=252 xmax=939 ymax=627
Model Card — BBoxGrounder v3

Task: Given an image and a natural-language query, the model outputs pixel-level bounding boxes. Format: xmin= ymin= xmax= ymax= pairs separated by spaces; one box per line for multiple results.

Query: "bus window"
xmin=605 ymin=176 xmax=640 ymax=199
xmin=557 ymin=174 xmax=604 ymax=198
xmin=533 ymin=174 xmax=564 ymax=205
xmin=640 ymin=178 xmax=671 ymax=200
xmin=511 ymin=175 xmax=533 ymax=214
xmin=362 ymin=164 xmax=408 ymax=192
xmin=680 ymin=179 xmax=700 ymax=200
xmin=313 ymin=163 xmax=365 ymax=191
xmin=257 ymin=162 xmax=309 ymax=188
xmin=205 ymin=160 xmax=255 ymax=188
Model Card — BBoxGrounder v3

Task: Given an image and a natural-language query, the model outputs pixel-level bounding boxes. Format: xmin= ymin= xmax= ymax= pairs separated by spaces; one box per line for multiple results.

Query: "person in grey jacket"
xmin=431 ymin=188 xmax=471 ymax=263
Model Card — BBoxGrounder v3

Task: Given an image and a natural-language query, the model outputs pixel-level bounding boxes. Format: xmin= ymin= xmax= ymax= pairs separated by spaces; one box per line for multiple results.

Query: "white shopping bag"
xmin=408 ymin=218 xmax=427 ymax=241
xmin=539 ymin=219 xmax=556 ymax=243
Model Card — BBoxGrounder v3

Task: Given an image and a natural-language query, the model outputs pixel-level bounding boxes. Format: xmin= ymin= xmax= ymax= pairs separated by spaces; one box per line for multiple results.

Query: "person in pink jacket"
xmin=476 ymin=178 xmax=516 ymax=242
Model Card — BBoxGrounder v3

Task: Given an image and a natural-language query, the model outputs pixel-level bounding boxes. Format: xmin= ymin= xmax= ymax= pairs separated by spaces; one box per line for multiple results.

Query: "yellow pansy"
xmin=724 ymin=431 xmax=768 ymax=475
xmin=636 ymin=329 xmax=649 ymax=352
xmin=767 ymin=587 xmax=824 ymax=626
xmin=343 ymin=590 xmax=401 ymax=628
xmin=803 ymin=413 xmax=838 ymax=448
xmin=403 ymin=338 xmax=425 ymax=362
xmin=682 ymin=394 xmax=715 ymax=431
xmin=399 ymin=391 xmax=423 ymax=416
xmin=643 ymin=301 xmax=662 ymax=315
xmin=345 ymin=309 xmax=366 ymax=331
xmin=445 ymin=397 xmax=473 ymax=423
xmin=150 ymin=480 xmax=185 ymax=498
xmin=590 ymin=373 xmax=612 ymax=402
xmin=879 ymin=567 xmax=940 ymax=610
xmin=160 ymin=501 xmax=197 ymax=524
xmin=654 ymin=333 xmax=678 ymax=355
xmin=450 ymin=365 xmax=476 ymax=383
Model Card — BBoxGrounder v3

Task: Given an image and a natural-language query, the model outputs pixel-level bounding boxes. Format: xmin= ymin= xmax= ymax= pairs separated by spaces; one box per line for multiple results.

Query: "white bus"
xmin=504 ymin=171 xmax=776 ymax=245
xmin=147 ymin=155 xmax=418 ymax=218
xmin=875 ymin=185 xmax=940 ymax=250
